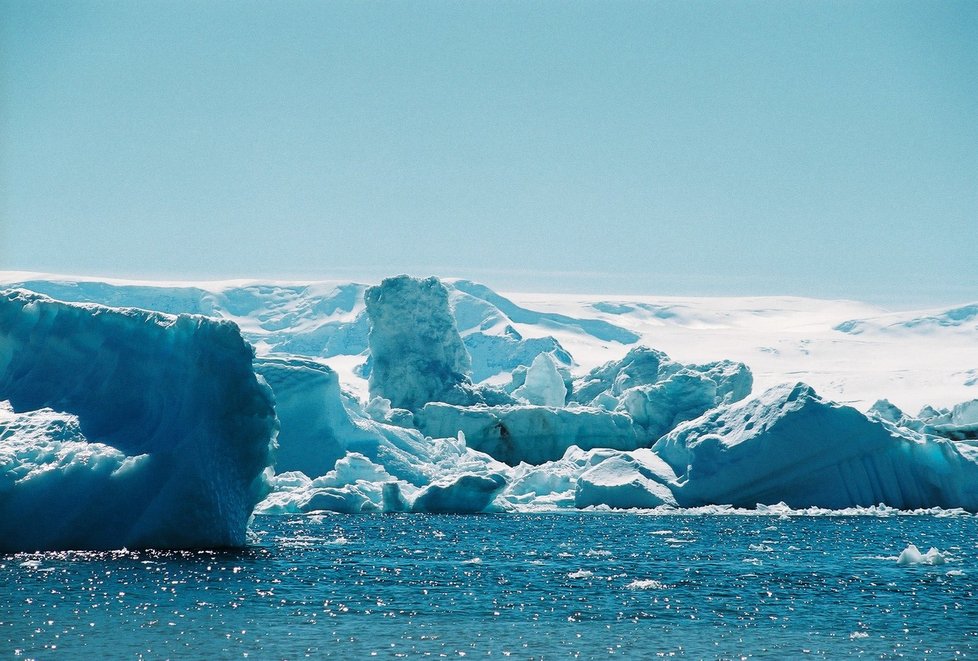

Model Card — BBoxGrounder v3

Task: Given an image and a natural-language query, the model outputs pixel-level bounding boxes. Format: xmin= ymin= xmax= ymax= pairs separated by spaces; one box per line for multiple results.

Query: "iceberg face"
xmin=364 ymin=276 xmax=482 ymax=411
xmin=416 ymin=403 xmax=641 ymax=466
xmin=655 ymin=383 xmax=978 ymax=511
xmin=254 ymin=357 xmax=349 ymax=477
xmin=411 ymin=472 xmax=507 ymax=513
xmin=0 ymin=290 xmax=277 ymax=551
xmin=619 ymin=371 xmax=719 ymax=440
xmin=512 ymin=352 xmax=568 ymax=407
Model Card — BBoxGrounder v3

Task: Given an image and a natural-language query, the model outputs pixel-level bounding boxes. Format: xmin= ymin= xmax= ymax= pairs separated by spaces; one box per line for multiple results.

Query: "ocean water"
xmin=2 ymin=513 xmax=976 ymax=659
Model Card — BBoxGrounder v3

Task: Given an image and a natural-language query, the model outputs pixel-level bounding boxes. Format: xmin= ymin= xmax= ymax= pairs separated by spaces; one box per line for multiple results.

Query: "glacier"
xmin=2 ymin=272 xmax=978 ymax=540
xmin=0 ymin=290 xmax=277 ymax=551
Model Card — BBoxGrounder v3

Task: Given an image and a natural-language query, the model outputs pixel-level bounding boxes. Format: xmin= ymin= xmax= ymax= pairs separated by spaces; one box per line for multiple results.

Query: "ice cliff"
xmin=364 ymin=276 xmax=497 ymax=410
xmin=0 ymin=290 xmax=277 ymax=551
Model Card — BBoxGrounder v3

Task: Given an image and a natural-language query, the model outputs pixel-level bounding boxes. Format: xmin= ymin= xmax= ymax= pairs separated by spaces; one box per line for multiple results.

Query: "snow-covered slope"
xmin=5 ymin=271 xmax=972 ymax=412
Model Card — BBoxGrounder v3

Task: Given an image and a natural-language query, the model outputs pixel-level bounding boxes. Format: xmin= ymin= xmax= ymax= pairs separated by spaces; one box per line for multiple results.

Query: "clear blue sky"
xmin=1 ymin=0 xmax=975 ymax=304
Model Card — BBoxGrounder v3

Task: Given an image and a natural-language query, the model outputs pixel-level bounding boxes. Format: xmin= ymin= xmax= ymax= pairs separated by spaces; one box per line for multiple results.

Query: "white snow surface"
xmin=4 ymin=272 xmax=974 ymax=412
xmin=3 ymin=272 xmax=978 ymax=519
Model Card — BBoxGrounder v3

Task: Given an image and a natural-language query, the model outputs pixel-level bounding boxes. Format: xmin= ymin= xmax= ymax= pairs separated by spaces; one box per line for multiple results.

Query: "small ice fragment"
xmin=626 ymin=579 xmax=666 ymax=590
xmin=897 ymin=543 xmax=923 ymax=565
xmin=897 ymin=543 xmax=946 ymax=566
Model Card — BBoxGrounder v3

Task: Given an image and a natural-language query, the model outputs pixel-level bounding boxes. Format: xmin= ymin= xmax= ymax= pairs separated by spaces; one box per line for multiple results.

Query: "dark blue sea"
xmin=2 ymin=513 xmax=976 ymax=658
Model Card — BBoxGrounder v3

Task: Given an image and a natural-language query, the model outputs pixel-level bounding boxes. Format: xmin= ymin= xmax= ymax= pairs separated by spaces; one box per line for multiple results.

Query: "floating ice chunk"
xmin=626 ymin=579 xmax=666 ymax=590
xmin=411 ymin=473 xmax=507 ymax=513
xmin=575 ymin=449 xmax=678 ymax=509
xmin=0 ymin=290 xmax=276 ymax=551
xmin=512 ymin=353 xmax=567 ymax=407
xmin=897 ymin=544 xmax=946 ymax=566
xmin=302 ymin=486 xmax=379 ymax=514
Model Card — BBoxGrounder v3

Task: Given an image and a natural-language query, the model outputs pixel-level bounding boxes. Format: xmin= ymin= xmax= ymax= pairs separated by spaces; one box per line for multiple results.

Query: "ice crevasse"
xmin=0 ymin=290 xmax=278 ymax=551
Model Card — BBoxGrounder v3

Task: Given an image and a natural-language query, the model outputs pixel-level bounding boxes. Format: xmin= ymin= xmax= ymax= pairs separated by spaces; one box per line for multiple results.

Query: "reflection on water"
xmin=2 ymin=513 xmax=977 ymax=657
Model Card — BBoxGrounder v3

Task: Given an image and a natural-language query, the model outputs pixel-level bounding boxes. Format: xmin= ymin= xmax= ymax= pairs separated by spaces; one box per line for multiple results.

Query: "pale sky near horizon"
xmin=1 ymin=0 xmax=975 ymax=305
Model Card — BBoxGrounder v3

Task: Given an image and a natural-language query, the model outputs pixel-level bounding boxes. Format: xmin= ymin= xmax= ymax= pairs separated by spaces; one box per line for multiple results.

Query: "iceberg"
xmin=512 ymin=352 xmax=568 ymax=407
xmin=415 ymin=402 xmax=641 ymax=466
xmin=574 ymin=449 xmax=678 ymax=509
xmin=571 ymin=347 xmax=752 ymax=407
xmin=655 ymin=383 xmax=978 ymax=511
xmin=5 ymin=274 xmax=977 ymax=517
xmin=411 ymin=472 xmax=508 ymax=513
xmin=897 ymin=543 xmax=946 ymax=566
xmin=252 ymin=349 xmax=513 ymax=514
xmin=0 ymin=290 xmax=277 ymax=551
xmin=364 ymin=276 xmax=492 ymax=411
xmin=870 ymin=397 xmax=978 ymax=441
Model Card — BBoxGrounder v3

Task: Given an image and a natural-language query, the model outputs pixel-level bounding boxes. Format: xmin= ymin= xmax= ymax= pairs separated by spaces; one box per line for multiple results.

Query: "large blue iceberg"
xmin=0 ymin=290 xmax=277 ymax=551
